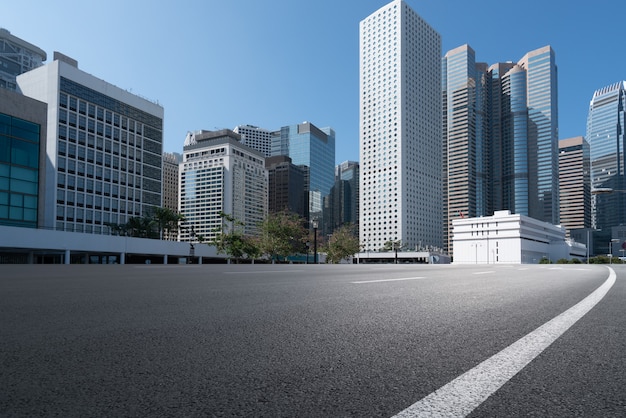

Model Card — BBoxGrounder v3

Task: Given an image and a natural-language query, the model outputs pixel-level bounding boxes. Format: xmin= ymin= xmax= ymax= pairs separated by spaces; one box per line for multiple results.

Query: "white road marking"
xmin=223 ymin=270 xmax=305 ymax=274
xmin=352 ymin=277 xmax=425 ymax=284
xmin=472 ymin=271 xmax=495 ymax=275
xmin=392 ymin=267 xmax=616 ymax=418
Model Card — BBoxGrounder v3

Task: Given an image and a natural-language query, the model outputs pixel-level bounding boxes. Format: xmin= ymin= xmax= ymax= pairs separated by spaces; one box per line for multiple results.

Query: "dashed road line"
xmin=352 ymin=277 xmax=426 ymax=284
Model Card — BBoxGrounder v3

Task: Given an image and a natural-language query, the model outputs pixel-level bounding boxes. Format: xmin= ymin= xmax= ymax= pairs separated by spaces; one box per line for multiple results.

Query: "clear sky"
xmin=4 ymin=0 xmax=625 ymax=164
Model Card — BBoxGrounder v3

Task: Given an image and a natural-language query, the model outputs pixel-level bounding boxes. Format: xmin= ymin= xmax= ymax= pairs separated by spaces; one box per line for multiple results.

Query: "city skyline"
xmin=3 ymin=0 xmax=625 ymax=164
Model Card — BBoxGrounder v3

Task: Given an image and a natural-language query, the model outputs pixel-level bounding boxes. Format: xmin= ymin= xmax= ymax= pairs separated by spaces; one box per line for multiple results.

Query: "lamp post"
xmin=609 ymin=238 xmax=619 ymax=263
xmin=312 ymin=219 xmax=318 ymax=264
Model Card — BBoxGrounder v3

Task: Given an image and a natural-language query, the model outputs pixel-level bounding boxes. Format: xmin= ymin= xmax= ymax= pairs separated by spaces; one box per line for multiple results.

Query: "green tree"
xmin=151 ymin=207 xmax=184 ymax=240
xmin=211 ymin=212 xmax=261 ymax=263
xmin=324 ymin=224 xmax=360 ymax=264
xmin=259 ymin=210 xmax=307 ymax=262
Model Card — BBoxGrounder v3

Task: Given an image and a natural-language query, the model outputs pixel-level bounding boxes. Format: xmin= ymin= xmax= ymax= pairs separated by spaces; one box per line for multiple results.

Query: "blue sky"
xmin=4 ymin=0 xmax=625 ymax=164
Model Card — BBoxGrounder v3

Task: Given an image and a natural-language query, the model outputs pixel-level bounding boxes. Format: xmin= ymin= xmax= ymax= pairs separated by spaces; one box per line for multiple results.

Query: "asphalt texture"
xmin=0 ymin=263 xmax=623 ymax=417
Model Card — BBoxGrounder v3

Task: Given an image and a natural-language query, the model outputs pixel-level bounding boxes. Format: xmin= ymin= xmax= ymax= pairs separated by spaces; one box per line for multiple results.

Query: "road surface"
xmin=1 ymin=263 xmax=624 ymax=417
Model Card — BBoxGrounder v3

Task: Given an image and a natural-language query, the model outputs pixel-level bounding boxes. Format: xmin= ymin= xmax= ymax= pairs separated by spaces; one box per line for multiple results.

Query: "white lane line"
xmin=392 ymin=267 xmax=616 ymax=418
xmin=223 ymin=270 xmax=305 ymax=274
xmin=472 ymin=271 xmax=495 ymax=275
xmin=352 ymin=277 xmax=425 ymax=284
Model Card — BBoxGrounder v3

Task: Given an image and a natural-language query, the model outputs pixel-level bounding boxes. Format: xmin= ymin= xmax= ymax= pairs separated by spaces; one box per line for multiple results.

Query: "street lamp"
xmin=609 ymin=238 xmax=619 ymax=263
xmin=312 ymin=219 xmax=318 ymax=264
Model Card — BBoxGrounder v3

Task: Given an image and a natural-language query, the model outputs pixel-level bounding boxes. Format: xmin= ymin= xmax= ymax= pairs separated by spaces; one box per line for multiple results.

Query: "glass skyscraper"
xmin=271 ymin=122 xmax=335 ymax=225
xmin=587 ymin=81 xmax=626 ymax=232
xmin=360 ymin=0 xmax=442 ymax=252
xmin=443 ymin=44 xmax=559 ymax=255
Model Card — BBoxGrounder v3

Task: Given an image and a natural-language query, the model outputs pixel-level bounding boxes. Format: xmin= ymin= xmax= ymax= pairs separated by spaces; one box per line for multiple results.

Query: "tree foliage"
xmin=259 ymin=210 xmax=308 ymax=262
xmin=324 ymin=224 xmax=360 ymax=264
xmin=105 ymin=206 xmax=184 ymax=240
xmin=211 ymin=212 xmax=260 ymax=262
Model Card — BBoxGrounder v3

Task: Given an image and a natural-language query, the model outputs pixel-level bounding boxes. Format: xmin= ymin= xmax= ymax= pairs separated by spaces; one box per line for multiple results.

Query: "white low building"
xmin=452 ymin=210 xmax=587 ymax=264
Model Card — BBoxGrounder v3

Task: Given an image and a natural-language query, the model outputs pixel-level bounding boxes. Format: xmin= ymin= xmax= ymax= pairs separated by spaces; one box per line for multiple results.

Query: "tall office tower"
xmin=360 ymin=0 xmax=442 ymax=252
xmin=326 ymin=160 xmax=360 ymax=235
xmin=266 ymin=155 xmax=306 ymax=218
xmin=442 ymin=44 xmax=559 ymax=255
xmin=179 ymin=130 xmax=267 ymax=242
xmin=0 ymin=87 xmax=47 ymax=228
xmin=17 ymin=53 xmax=164 ymax=234
xmin=0 ymin=28 xmax=46 ymax=91
xmin=162 ymin=152 xmax=182 ymax=212
xmin=271 ymin=122 xmax=335 ymax=225
xmin=442 ymin=45 xmax=491 ymax=254
xmin=517 ymin=46 xmax=559 ymax=224
xmin=558 ymin=137 xmax=591 ymax=237
xmin=587 ymin=81 xmax=626 ymax=232
xmin=233 ymin=125 xmax=273 ymax=157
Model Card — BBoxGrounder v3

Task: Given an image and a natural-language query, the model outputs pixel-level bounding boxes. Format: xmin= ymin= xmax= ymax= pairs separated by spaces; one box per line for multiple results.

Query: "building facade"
xmin=559 ymin=137 xmax=591 ymax=235
xmin=17 ymin=53 xmax=164 ymax=234
xmin=587 ymin=82 xmax=626 ymax=232
xmin=271 ymin=122 xmax=335 ymax=226
xmin=360 ymin=0 xmax=442 ymax=253
xmin=452 ymin=211 xmax=585 ymax=264
xmin=442 ymin=44 xmax=559 ymax=256
xmin=0 ymin=87 xmax=47 ymax=229
xmin=162 ymin=152 xmax=181 ymax=213
xmin=266 ymin=155 xmax=306 ymax=218
xmin=179 ymin=130 xmax=267 ymax=242
xmin=325 ymin=161 xmax=359 ymax=235
xmin=0 ymin=28 xmax=46 ymax=91
xmin=233 ymin=125 xmax=273 ymax=157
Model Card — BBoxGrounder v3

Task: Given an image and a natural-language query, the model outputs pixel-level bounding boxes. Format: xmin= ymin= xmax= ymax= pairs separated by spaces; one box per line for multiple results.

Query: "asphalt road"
xmin=0 ymin=263 xmax=624 ymax=417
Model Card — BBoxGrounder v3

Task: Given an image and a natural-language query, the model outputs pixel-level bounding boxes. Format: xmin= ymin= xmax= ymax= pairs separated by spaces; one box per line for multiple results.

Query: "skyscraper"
xmin=360 ymin=0 xmax=442 ymax=252
xmin=325 ymin=161 xmax=360 ymax=236
xmin=162 ymin=152 xmax=181 ymax=213
xmin=17 ymin=52 xmax=164 ymax=234
xmin=233 ymin=124 xmax=273 ymax=157
xmin=442 ymin=44 xmax=559 ymax=255
xmin=587 ymin=81 xmax=626 ymax=232
xmin=271 ymin=122 xmax=335 ymax=226
xmin=0 ymin=28 xmax=46 ymax=91
xmin=266 ymin=155 xmax=306 ymax=218
xmin=179 ymin=129 xmax=267 ymax=242
xmin=559 ymin=137 xmax=591 ymax=235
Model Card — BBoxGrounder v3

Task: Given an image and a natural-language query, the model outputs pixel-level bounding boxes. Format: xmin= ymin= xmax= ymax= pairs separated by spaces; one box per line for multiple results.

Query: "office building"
xmin=17 ymin=52 xmax=164 ymax=234
xmin=325 ymin=161 xmax=359 ymax=235
xmin=162 ymin=152 xmax=181 ymax=213
xmin=179 ymin=129 xmax=267 ymax=242
xmin=0 ymin=87 xmax=47 ymax=229
xmin=271 ymin=122 xmax=335 ymax=226
xmin=559 ymin=137 xmax=591 ymax=235
xmin=442 ymin=44 xmax=559 ymax=255
xmin=234 ymin=125 xmax=273 ymax=157
xmin=587 ymin=81 xmax=626 ymax=232
xmin=266 ymin=155 xmax=306 ymax=218
xmin=0 ymin=28 xmax=46 ymax=91
xmin=360 ymin=0 xmax=442 ymax=252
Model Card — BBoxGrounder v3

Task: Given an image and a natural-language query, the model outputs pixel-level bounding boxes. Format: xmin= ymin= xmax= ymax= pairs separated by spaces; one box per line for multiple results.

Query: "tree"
xmin=211 ymin=212 xmax=260 ymax=263
xmin=258 ymin=210 xmax=308 ymax=262
xmin=324 ymin=224 xmax=360 ymax=264
xmin=151 ymin=207 xmax=184 ymax=240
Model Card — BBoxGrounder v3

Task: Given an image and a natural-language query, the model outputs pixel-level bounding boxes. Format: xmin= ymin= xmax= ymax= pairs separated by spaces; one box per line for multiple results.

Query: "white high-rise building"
xmin=17 ymin=52 xmax=164 ymax=234
xmin=359 ymin=0 xmax=442 ymax=252
xmin=233 ymin=124 xmax=273 ymax=157
xmin=179 ymin=130 xmax=267 ymax=242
